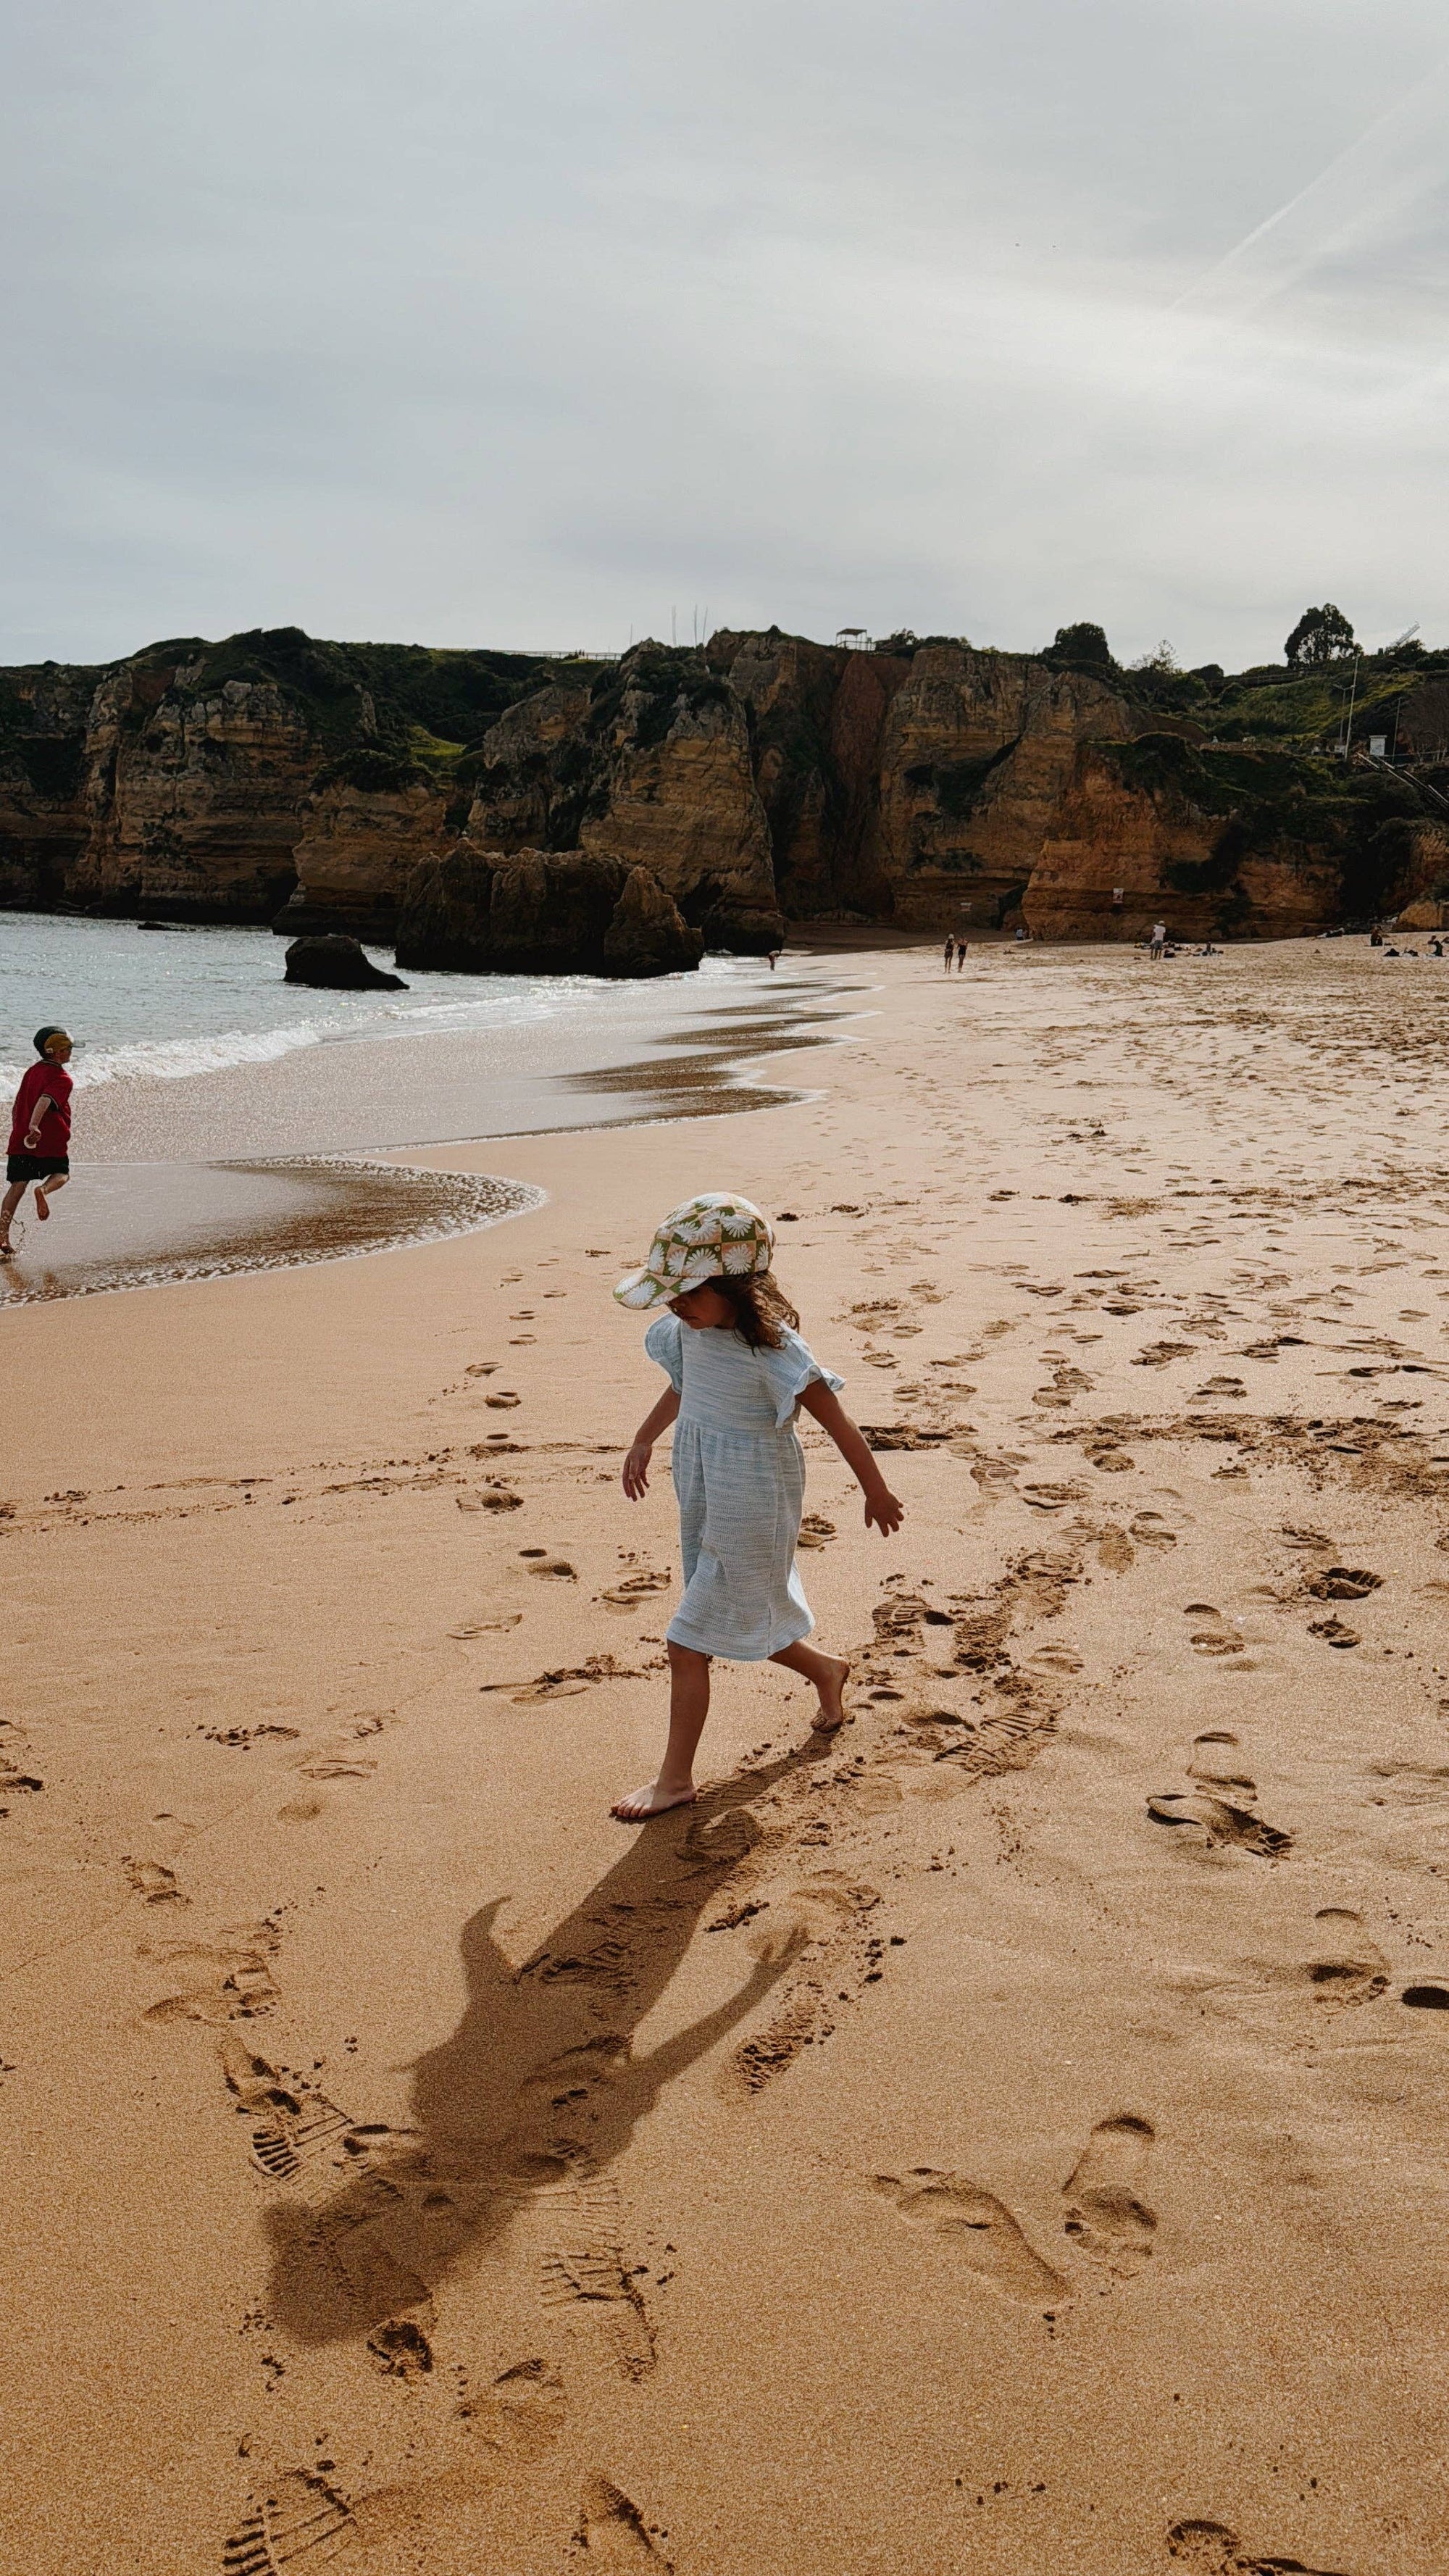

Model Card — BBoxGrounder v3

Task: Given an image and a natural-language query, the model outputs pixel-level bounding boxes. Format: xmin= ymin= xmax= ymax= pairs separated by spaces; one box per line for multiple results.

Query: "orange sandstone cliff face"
xmin=65 ymin=657 xmax=338 ymax=921
xmin=869 ymin=649 xmax=1133 ymax=929
xmin=462 ymin=656 xmax=783 ymax=948
xmin=280 ymin=768 xmax=451 ymax=940
xmin=0 ymin=627 xmax=1422 ymax=946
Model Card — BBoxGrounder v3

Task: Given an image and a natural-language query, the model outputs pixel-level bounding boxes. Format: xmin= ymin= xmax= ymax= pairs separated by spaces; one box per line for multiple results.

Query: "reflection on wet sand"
xmin=557 ymin=1004 xmax=858 ymax=1122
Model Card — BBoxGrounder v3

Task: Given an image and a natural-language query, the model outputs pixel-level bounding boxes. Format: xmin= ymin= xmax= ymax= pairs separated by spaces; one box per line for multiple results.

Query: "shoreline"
xmin=4 ymin=933 xmax=1448 ymax=2573
xmin=0 ymin=952 xmax=867 ymax=1304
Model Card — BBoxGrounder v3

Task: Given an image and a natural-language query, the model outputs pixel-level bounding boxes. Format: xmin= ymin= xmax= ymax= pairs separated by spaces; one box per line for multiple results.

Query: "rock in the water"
xmin=283 ymin=933 xmax=407 ymax=991
xmin=396 ymin=846 xmax=701 ymax=978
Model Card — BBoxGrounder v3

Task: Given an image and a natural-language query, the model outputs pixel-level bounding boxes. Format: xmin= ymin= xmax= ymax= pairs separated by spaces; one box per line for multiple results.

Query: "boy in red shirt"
xmin=1 ymin=1026 xmax=74 ymax=1256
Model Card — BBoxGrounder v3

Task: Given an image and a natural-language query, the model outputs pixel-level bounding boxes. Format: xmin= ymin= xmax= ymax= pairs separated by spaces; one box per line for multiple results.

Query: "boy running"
xmin=1 ymin=1027 xmax=74 ymax=1256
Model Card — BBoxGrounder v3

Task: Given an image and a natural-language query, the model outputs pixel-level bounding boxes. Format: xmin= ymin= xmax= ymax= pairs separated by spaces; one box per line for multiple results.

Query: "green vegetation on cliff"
xmin=1101 ymin=731 xmax=1431 ymax=920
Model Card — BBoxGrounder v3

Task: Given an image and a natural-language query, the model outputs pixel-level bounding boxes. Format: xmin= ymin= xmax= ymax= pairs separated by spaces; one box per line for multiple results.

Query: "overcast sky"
xmin=3 ymin=1 xmax=1447 ymax=673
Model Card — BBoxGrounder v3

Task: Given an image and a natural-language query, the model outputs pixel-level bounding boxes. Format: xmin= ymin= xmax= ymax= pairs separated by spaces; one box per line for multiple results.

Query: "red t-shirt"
xmin=9 ymin=1062 xmax=72 ymax=1156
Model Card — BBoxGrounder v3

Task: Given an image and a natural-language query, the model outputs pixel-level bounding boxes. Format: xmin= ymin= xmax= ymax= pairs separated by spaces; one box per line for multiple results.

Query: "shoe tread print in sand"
xmin=222 ymin=2467 xmax=356 ymax=2573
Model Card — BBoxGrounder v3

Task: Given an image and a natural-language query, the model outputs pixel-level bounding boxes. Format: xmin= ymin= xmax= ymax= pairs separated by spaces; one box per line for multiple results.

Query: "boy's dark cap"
xmin=32 ymin=1025 xmax=66 ymax=1057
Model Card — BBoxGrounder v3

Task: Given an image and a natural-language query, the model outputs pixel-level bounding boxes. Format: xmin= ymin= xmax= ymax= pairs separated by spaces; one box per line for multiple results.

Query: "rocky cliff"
xmin=277 ymin=750 xmax=451 ymax=940
xmin=456 ymin=648 xmax=784 ymax=949
xmin=4 ymin=620 xmax=1447 ymax=949
xmin=395 ymin=847 xmax=702 ymax=978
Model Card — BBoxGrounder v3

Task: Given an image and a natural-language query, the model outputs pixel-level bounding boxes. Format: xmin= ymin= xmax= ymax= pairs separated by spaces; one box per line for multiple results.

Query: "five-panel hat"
xmin=613 ymin=1192 xmax=774 ymax=1309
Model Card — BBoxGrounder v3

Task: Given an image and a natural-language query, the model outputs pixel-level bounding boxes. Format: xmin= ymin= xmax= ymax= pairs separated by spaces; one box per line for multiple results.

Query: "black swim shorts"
xmin=6 ymin=1154 xmax=69 ymax=1184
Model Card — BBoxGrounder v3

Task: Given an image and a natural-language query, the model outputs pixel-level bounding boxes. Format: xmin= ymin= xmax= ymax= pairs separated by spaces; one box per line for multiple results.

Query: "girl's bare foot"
xmin=610 ymin=1778 xmax=698 ymax=1823
xmin=33 ymin=1188 xmax=49 ymax=1221
xmin=809 ymin=1655 xmax=852 ymax=1733
xmin=0 ymin=1241 xmax=12 ymax=1258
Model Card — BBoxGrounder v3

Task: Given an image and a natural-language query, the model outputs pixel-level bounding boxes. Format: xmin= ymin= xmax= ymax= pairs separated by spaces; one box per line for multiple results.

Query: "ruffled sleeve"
xmin=756 ymin=1327 xmax=845 ymax=1429
xmin=643 ymin=1312 xmax=685 ymax=1391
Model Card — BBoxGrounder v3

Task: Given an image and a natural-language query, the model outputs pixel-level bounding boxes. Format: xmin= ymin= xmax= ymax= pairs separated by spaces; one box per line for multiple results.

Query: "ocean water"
xmin=0 ymin=913 xmax=853 ymax=1303
xmin=0 ymin=911 xmax=732 ymax=1092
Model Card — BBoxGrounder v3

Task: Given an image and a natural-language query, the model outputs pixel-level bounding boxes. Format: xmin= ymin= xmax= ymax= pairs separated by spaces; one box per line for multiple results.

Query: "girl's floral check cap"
xmin=613 ymin=1192 xmax=775 ymax=1309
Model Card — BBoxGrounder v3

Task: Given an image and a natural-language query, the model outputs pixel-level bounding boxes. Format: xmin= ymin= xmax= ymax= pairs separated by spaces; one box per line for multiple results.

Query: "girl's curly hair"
xmin=708 ymin=1270 xmax=800 ymax=1350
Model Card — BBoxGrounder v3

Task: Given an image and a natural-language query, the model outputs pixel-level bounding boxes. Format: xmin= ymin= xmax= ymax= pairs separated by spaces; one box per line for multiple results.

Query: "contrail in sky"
xmin=1170 ymin=55 xmax=1449 ymax=325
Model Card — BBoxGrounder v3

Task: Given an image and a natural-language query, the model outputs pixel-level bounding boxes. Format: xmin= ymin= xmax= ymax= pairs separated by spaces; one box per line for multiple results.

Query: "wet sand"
xmin=2 ymin=964 xmax=860 ymax=1302
xmin=4 ymin=933 xmax=1449 ymax=2574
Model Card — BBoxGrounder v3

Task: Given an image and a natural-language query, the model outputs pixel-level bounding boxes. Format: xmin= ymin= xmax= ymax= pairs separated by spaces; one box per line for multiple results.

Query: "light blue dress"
xmin=644 ymin=1313 xmax=845 ymax=1661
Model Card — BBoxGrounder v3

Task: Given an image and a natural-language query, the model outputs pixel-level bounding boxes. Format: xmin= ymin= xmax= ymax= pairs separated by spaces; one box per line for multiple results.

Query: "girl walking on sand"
xmin=0 ymin=1027 xmax=73 ymax=1259
xmin=611 ymin=1193 xmax=903 ymax=1822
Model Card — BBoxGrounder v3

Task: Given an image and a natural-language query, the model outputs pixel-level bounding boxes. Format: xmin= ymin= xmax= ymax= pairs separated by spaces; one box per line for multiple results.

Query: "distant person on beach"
xmin=767 ymin=951 xmax=780 ymax=972
xmin=943 ymin=936 xmax=955 ymax=972
xmin=1 ymin=1027 xmax=73 ymax=1258
xmin=1149 ymin=922 xmax=1167 ymax=960
xmin=956 ymin=938 xmax=966 ymax=970
xmin=611 ymin=1193 xmax=903 ymax=1821
xmin=1370 ymin=928 xmax=1384 ymax=947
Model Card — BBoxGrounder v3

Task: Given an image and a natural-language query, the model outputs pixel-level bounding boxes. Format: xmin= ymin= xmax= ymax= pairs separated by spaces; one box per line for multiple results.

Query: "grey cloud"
xmin=3 ymin=0 xmax=1447 ymax=671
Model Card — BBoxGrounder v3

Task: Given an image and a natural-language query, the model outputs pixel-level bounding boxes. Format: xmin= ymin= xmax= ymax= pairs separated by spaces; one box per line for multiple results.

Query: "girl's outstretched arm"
xmin=622 ymin=1387 xmax=681 ymax=1499
xmin=796 ymin=1382 xmax=904 ymax=1534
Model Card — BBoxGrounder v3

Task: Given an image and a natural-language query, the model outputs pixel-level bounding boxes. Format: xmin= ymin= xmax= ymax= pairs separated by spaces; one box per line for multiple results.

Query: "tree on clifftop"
xmin=1048 ymin=622 xmax=1114 ymax=670
xmin=1285 ymin=604 xmax=1356 ymax=665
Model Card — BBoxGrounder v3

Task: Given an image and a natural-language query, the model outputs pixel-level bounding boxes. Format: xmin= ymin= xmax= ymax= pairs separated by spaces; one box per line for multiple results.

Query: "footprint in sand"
xmin=598 ymin=1567 xmax=671 ymax=1609
xmin=569 ymin=2476 xmax=673 ymax=2567
xmin=1097 ymin=1527 xmax=1135 ymax=1571
xmin=1166 ymin=2517 xmax=1352 ymax=2575
xmin=124 ymin=1857 xmax=186 ymax=1905
xmin=873 ymin=2169 xmax=1069 ymax=2304
xmin=222 ymin=2468 xmax=354 ymax=2575
xmin=1308 ymin=1615 xmax=1361 ymax=1649
xmin=1061 ymin=2114 xmax=1158 ymax=2277
xmin=1129 ymin=1508 xmax=1181 ymax=1548
xmin=1188 ymin=1732 xmax=1256 ymax=1793
xmin=459 ymin=2356 xmax=567 ymax=2456
xmin=1148 ymin=1793 xmax=1293 ymax=1857
xmin=796 ymin=1514 xmax=836 ymax=1550
xmin=1306 ymin=1907 xmax=1389 ymax=2004
xmin=220 ymin=2036 xmax=396 ymax=2186
xmin=142 ymin=1922 xmax=280 ymax=2024
xmin=536 ymin=2168 xmax=655 ymax=2383
xmin=1305 ymin=1565 xmax=1382 ymax=1601
xmin=367 ymin=2317 xmax=433 ymax=2378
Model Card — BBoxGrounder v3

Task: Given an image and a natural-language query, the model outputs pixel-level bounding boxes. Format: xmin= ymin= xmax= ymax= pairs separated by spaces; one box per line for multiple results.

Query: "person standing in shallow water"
xmin=0 ymin=1027 xmax=74 ymax=1257
xmin=610 ymin=1193 xmax=903 ymax=1823
xmin=943 ymin=935 xmax=955 ymax=972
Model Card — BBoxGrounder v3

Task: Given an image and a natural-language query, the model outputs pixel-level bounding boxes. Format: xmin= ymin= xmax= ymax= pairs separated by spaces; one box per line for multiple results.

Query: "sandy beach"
xmin=6 ymin=931 xmax=1449 ymax=2575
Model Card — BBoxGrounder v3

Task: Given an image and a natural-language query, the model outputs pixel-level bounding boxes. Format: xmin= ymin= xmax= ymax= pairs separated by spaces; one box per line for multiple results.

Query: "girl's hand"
xmin=622 ymin=1442 xmax=653 ymax=1500
xmin=864 ymin=1481 xmax=903 ymax=1536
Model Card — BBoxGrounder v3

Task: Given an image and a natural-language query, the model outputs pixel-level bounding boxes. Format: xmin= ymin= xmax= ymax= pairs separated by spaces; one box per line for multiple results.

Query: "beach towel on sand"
xmin=645 ymin=1312 xmax=844 ymax=1660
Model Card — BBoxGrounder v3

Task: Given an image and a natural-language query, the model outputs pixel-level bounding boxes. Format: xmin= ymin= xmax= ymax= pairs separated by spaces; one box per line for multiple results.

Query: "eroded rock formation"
xmin=277 ymin=752 xmax=451 ymax=940
xmin=395 ymin=848 xmax=702 ymax=978
xmin=4 ymin=620 xmax=1445 ymax=949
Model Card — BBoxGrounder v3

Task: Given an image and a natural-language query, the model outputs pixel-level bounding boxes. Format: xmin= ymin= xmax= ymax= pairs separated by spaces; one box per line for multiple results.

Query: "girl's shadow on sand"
xmin=262 ymin=1743 xmax=827 ymax=2346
